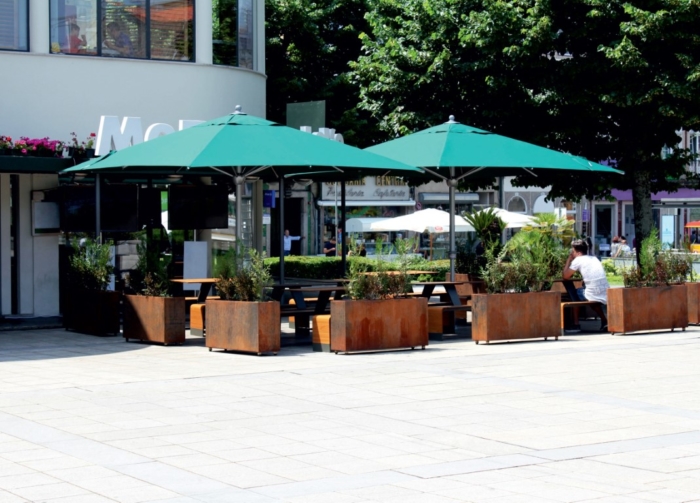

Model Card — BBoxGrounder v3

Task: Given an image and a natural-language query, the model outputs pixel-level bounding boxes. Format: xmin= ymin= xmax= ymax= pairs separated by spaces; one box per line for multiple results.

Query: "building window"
xmin=0 ymin=0 xmax=29 ymax=51
xmin=49 ymin=0 xmax=194 ymax=61
xmin=507 ymin=196 xmax=527 ymax=214
xmin=213 ymin=0 xmax=255 ymax=69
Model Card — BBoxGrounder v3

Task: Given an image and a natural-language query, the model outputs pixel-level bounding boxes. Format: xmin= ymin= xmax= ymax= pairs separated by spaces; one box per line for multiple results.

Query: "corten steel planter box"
xmin=63 ymin=289 xmax=121 ymax=336
xmin=330 ymin=297 xmax=428 ymax=353
xmin=608 ymin=285 xmax=688 ymax=335
xmin=472 ymin=291 xmax=561 ymax=344
xmin=123 ymin=295 xmax=186 ymax=345
xmin=687 ymin=283 xmax=700 ymax=325
xmin=205 ymin=300 xmax=280 ymax=355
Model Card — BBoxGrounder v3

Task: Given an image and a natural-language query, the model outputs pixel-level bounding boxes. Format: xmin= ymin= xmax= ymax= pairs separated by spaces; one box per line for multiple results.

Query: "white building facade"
xmin=0 ymin=0 xmax=266 ymax=317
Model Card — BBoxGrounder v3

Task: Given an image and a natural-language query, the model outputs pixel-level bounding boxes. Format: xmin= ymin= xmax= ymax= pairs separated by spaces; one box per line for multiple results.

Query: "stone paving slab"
xmin=0 ymin=326 xmax=699 ymax=501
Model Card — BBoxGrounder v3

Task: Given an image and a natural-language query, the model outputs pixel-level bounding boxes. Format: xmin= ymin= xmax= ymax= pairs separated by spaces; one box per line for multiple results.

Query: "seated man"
xmin=105 ymin=22 xmax=134 ymax=57
xmin=563 ymin=239 xmax=609 ymax=331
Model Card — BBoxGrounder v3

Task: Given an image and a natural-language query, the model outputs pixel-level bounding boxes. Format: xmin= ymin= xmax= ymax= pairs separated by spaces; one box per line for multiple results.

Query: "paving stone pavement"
xmin=1 ymin=325 xmax=700 ymax=502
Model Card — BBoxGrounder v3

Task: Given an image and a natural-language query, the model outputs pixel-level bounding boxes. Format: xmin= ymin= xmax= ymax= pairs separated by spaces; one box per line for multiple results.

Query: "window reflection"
xmin=102 ymin=0 xmax=144 ymax=58
xmin=213 ymin=0 xmax=237 ymax=66
xmin=48 ymin=0 xmax=193 ymax=61
xmin=49 ymin=0 xmax=98 ymax=55
xmin=0 ymin=0 xmax=29 ymax=51
xmin=237 ymin=0 xmax=254 ymax=69
xmin=150 ymin=0 xmax=194 ymax=61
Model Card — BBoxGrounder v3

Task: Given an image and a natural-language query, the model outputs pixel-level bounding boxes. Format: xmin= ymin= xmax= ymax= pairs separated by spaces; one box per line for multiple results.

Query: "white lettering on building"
xmin=96 ymin=116 xmax=204 ymax=156
xmin=300 ymin=126 xmax=344 ymax=143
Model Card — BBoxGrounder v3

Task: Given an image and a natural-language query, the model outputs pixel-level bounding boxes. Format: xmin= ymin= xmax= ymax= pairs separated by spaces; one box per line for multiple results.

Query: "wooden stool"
xmin=190 ymin=303 xmax=206 ymax=336
xmin=312 ymin=315 xmax=331 ymax=352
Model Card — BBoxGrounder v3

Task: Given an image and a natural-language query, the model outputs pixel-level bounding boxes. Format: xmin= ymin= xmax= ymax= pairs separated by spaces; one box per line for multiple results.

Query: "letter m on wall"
xmin=96 ymin=116 xmax=144 ymax=156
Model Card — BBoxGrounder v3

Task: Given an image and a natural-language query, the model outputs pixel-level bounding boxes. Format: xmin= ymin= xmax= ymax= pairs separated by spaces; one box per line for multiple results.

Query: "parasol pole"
xmin=448 ymin=169 xmax=457 ymax=282
xmin=279 ymin=176 xmax=286 ymax=284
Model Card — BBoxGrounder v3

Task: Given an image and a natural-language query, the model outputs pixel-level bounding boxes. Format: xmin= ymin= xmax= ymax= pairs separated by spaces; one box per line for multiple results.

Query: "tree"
xmin=265 ymin=0 xmax=379 ymax=146
xmin=352 ymin=0 xmax=700 ymax=256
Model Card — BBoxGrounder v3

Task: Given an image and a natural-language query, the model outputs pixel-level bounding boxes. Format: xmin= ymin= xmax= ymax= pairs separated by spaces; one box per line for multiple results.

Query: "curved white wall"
xmin=0 ymin=52 xmax=266 ymax=140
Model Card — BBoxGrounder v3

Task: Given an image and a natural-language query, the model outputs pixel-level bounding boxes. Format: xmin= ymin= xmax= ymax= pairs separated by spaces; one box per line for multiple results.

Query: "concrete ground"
xmin=0 ymin=325 xmax=699 ymax=503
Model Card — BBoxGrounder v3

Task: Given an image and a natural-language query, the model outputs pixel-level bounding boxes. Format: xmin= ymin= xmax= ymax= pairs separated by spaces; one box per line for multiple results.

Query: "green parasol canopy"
xmin=365 ymin=117 xmax=622 ymax=176
xmin=365 ymin=116 xmax=623 ymax=280
xmin=63 ymin=109 xmax=421 ymax=181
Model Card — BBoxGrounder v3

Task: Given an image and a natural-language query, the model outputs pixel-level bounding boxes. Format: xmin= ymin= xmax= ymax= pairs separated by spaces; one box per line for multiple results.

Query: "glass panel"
xmin=212 ymin=0 xmax=237 ymax=65
xmin=0 ymin=0 xmax=28 ymax=51
xmin=50 ymin=0 xmax=98 ymax=55
xmin=150 ymin=0 xmax=193 ymax=61
xmin=237 ymin=0 xmax=254 ymax=69
xmin=102 ymin=0 xmax=146 ymax=58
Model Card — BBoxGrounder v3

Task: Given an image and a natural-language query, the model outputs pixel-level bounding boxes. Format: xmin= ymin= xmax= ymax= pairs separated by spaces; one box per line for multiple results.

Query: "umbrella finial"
xmin=232 ymin=105 xmax=247 ymax=115
xmin=447 ymin=115 xmax=458 ymax=124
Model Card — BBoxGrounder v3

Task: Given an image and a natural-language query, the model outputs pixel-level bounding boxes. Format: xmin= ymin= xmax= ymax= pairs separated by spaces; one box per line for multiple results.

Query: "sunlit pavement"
xmin=1 ymin=325 xmax=699 ymax=502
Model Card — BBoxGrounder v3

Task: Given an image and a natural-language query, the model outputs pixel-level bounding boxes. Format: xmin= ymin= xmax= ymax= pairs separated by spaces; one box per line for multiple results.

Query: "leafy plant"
xmin=622 ymin=228 xmax=693 ymax=287
xmin=68 ymin=238 xmax=114 ymax=291
xmin=455 ymin=235 xmax=482 ymax=276
xmin=601 ymin=259 xmax=618 ymax=275
xmin=346 ymin=236 xmax=414 ymax=300
xmin=216 ymin=246 xmax=272 ymax=302
xmin=127 ymin=235 xmax=172 ymax=296
xmin=464 ymin=208 xmax=506 ymax=250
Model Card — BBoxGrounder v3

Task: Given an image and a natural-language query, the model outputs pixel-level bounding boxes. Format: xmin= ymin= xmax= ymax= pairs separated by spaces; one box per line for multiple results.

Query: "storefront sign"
xmin=96 ymin=116 xmax=203 ymax=156
xmin=321 ymin=177 xmax=409 ymax=201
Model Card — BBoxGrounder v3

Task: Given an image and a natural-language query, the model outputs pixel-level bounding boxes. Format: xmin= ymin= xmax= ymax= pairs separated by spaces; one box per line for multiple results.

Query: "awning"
xmin=318 ymin=199 xmax=416 ymax=207
xmin=418 ymin=192 xmax=479 ymax=204
xmin=346 ymin=218 xmax=389 ymax=233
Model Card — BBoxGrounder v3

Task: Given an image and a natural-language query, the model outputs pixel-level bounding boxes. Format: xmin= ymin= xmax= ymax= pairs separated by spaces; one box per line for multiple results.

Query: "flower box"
xmin=472 ymin=291 xmax=561 ymax=343
xmin=330 ymin=297 xmax=428 ymax=353
xmin=205 ymin=300 xmax=280 ymax=355
xmin=123 ymin=295 xmax=186 ymax=345
xmin=608 ymin=285 xmax=688 ymax=335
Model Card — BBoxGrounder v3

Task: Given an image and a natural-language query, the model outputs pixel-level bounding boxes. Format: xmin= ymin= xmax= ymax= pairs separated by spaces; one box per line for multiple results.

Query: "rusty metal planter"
xmin=472 ymin=291 xmax=560 ymax=344
xmin=687 ymin=283 xmax=700 ymax=325
xmin=63 ymin=289 xmax=121 ymax=336
xmin=330 ymin=297 xmax=428 ymax=353
xmin=608 ymin=285 xmax=688 ymax=335
xmin=123 ymin=295 xmax=186 ymax=345
xmin=205 ymin=300 xmax=280 ymax=355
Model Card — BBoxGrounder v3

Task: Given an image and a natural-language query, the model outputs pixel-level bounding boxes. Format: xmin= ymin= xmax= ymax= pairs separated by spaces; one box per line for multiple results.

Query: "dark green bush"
xmin=264 ymin=256 xmax=449 ymax=281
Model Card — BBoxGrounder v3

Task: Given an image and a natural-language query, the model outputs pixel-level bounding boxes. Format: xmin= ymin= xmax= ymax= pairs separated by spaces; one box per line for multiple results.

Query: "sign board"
xmin=321 ymin=177 xmax=410 ymax=202
xmin=287 ymin=100 xmax=326 ymax=131
xmin=32 ymin=201 xmax=60 ymax=235
xmin=661 ymin=214 xmax=675 ymax=248
xmin=263 ymin=190 xmax=276 ymax=208
xmin=184 ymin=241 xmax=208 ymax=291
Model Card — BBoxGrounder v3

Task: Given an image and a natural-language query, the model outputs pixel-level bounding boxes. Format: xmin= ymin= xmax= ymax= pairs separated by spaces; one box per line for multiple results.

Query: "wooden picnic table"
xmin=170 ymin=278 xmax=217 ymax=303
xmin=412 ymin=281 xmax=465 ymax=307
xmin=288 ymin=286 xmax=346 ymax=314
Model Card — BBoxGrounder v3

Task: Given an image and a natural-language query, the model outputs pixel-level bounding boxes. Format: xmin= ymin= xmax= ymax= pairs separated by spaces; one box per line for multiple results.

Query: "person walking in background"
xmin=283 ymin=229 xmax=301 ymax=256
xmin=563 ymin=239 xmax=610 ymax=331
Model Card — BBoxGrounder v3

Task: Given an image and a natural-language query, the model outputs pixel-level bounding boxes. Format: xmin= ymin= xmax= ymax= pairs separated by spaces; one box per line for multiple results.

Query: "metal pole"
xmin=341 ymin=180 xmax=347 ymax=277
xmin=448 ymin=170 xmax=456 ymax=282
xmin=235 ymin=171 xmax=244 ymax=250
xmin=334 ymin=182 xmax=338 ymax=256
xmin=95 ymin=173 xmax=102 ymax=244
xmin=279 ymin=177 xmax=285 ymax=284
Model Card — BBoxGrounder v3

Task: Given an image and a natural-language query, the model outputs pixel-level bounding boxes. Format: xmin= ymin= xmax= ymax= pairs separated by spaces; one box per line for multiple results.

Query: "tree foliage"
xmin=265 ymin=0 xmax=379 ymax=145
xmin=352 ymin=0 xmax=700 ymax=250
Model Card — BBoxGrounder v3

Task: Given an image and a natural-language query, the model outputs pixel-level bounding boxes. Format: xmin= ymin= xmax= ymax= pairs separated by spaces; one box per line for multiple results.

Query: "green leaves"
xmin=68 ymin=238 xmax=114 ymax=292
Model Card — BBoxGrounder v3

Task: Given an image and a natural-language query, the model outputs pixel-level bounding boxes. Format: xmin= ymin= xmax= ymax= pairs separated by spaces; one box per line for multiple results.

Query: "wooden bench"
xmin=312 ymin=315 xmax=331 ymax=352
xmin=190 ymin=303 xmax=206 ymax=336
xmin=561 ymin=301 xmax=603 ymax=334
xmin=428 ymin=305 xmax=471 ymax=340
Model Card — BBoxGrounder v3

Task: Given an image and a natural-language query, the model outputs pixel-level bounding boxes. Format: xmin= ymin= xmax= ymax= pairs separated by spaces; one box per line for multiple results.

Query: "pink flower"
xmin=21 ymin=149 xmax=26 ymax=154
